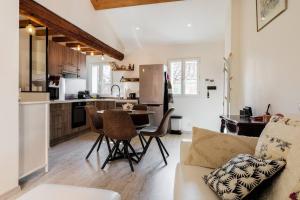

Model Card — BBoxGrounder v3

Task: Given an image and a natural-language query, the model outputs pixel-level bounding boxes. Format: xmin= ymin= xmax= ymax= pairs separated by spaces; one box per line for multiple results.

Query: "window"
xmin=168 ymin=59 xmax=199 ymax=95
xmin=91 ymin=64 xmax=99 ymax=94
xmin=90 ymin=63 xmax=113 ymax=95
xmin=100 ymin=64 xmax=112 ymax=95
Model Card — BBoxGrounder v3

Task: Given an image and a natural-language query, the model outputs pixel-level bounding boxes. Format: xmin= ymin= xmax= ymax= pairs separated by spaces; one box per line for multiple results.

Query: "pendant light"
xmin=90 ymin=52 xmax=94 ymax=56
xmin=76 ymin=45 xmax=81 ymax=51
xmin=101 ymin=54 xmax=105 ymax=61
xmin=26 ymin=23 xmax=36 ymax=35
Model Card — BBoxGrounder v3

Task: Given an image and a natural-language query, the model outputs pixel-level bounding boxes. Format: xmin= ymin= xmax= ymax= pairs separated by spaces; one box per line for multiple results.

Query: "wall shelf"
xmin=120 ymin=77 xmax=139 ymax=82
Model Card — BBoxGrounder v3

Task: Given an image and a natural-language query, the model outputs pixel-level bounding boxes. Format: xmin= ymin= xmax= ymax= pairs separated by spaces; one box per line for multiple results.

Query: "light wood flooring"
xmin=9 ymin=132 xmax=191 ymax=200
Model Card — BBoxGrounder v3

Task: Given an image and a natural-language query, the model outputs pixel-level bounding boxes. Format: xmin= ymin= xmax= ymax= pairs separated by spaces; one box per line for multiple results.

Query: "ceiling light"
xmin=76 ymin=45 xmax=81 ymax=51
xmin=90 ymin=52 xmax=94 ymax=56
xmin=187 ymin=23 xmax=192 ymax=28
xmin=101 ymin=54 xmax=105 ymax=61
xmin=26 ymin=23 xmax=36 ymax=35
xmin=135 ymin=27 xmax=141 ymax=31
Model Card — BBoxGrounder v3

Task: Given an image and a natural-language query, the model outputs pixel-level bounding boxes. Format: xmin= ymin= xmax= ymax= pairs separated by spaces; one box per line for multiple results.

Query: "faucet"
xmin=111 ymin=84 xmax=121 ymax=99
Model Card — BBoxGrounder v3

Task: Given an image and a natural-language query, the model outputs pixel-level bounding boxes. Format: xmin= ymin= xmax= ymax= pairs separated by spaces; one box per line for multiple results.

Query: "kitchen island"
xmin=50 ymin=98 xmax=138 ymax=146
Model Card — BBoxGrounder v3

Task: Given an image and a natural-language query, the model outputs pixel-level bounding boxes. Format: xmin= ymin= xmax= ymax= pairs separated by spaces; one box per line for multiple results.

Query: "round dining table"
xmin=97 ymin=109 xmax=155 ymax=115
xmin=96 ymin=109 xmax=155 ymax=163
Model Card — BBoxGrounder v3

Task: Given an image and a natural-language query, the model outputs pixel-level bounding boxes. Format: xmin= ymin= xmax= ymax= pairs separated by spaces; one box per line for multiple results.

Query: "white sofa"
xmin=174 ymin=138 xmax=258 ymax=200
xmin=16 ymin=184 xmax=121 ymax=200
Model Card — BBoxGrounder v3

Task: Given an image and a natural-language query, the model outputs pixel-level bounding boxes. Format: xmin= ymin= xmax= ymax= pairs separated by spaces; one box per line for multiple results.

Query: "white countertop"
xmin=19 ymin=101 xmax=51 ymax=105
xmin=50 ymin=99 xmax=139 ymax=104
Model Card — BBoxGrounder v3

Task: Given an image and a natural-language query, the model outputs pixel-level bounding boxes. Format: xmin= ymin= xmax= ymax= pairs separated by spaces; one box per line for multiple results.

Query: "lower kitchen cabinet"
xmin=50 ymin=101 xmax=115 ymax=146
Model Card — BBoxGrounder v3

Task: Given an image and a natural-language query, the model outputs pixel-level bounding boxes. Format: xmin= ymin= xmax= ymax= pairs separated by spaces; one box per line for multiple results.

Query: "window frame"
xmin=168 ymin=58 xmax=200 ymax=97
xmin=89 ymin=62 xmax=113 ymax=96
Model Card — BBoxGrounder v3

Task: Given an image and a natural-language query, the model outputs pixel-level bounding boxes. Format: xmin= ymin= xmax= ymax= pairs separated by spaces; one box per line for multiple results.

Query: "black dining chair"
xmin=131 ymin=104 xmax=150 ymax=149
xmin=139 ymin=108 xmax=175 ymax=165
xmin=101 ymin=110 xmax=139 ymax=172
xmin=85 ymin=105 xmax=112 ymax=160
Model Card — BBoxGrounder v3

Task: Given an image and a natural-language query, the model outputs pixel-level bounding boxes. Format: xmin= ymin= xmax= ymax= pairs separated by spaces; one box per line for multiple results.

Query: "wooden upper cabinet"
xmin=48 ymin=41 xmax=87 ymax=78
xmin=48 ymin=41 xmax=63 ymax=75
xmin=78 ymin=53 xmax=87 ymax=79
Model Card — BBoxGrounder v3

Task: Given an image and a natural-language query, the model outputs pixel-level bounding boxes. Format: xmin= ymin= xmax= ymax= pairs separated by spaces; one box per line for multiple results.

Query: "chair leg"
xmin=105 ymin=136 xmax=112 ymax=154
xmin=124 ymin=141 xmax=134 ymax=172
xmin=157 ymin=137 xmax=169 ymax=157
xmin=156 ymin=137 xmax=168 ymax=165
xmin=141 ymin=134 xmax=147 ymax=143
xmin=101 ymin=141 xmax=119 ymax=170
xmin=138 ymin=135 xmax=145 ymax=149
xmin=139 ymin=136 xmax=153 ymax=161
xmin=86 ymin=134 xmax=103 ymax=160
xmin=96 ymin=134 xmax=104 ymax=152
xmin=127 ymin=142 xmax=139 ymax=160
xmin=112 ymin=141 xmax=120 ymax=159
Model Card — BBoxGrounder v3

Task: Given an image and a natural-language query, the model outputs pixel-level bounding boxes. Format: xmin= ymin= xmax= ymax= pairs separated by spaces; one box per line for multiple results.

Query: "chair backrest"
xmin=103 ymin=110 xmax=138 ymax=140
xmin=85 ymin=105 xmax=103 ymax=132
xmin=156 ymin=108 xmax=175 ymax=136
xmin=132 ymin=104 xmax=150 ymax=126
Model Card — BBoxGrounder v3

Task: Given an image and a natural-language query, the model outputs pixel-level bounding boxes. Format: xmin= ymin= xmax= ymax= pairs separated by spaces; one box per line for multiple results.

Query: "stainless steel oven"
xmin=72 ymin=102 xmax=86 ymax=128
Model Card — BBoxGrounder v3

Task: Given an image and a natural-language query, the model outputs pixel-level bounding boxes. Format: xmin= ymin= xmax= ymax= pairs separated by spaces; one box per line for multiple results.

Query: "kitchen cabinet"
xmin=78 ymin=53 xmax=87 ymax=79
xmin=50 ymin=101 xmax=115 ymax=146
xmin=48 ymin=41 xmax=86 ymax=78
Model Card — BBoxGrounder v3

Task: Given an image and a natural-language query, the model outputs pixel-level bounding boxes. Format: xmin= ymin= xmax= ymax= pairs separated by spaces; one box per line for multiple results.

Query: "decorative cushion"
xmin=254 ymin=116 xmax=300 ymax=199
xmin=203 ymin=154 xmax=286 ymax=200
xmin=185 ymin=127 xmax=258 ymax=169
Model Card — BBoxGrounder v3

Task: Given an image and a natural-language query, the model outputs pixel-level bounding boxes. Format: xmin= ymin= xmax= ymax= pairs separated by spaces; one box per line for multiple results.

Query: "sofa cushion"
xmin=185 ymin=127 xmax=258 ymax=169
xmin=203 ymin=154 xmax=286 ymax=200
xmin=255 ymin=116 xmax=300 ymax=199
xmin=174 ymin=164 xmax=218 ymax=200
xmin=16 ymin=184 xmax=121 ymax=200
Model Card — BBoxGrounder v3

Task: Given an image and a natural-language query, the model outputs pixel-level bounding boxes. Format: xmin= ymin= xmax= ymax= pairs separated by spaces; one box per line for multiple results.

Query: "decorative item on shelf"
xmin=122 ymin=103 xmax=134 ymax=111
xmin=120 ymin=76 xmax=139 ymax=83
xmin=110 ymin=62 xmax=135 ymax=71
xmin=256 ymin=0 xmax=288 ymax=32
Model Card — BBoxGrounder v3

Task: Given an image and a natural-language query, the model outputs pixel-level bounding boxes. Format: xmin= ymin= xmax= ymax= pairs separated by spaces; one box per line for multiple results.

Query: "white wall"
xmin=0 ymin=0 xmax=19 ymax=196
xmin=231 ymin=0 xmax=300 ymax=117
xmin=123 ymin=43 xmax=225 ymax=131
xmin=34 ymin=0 xmax=124 ymax=52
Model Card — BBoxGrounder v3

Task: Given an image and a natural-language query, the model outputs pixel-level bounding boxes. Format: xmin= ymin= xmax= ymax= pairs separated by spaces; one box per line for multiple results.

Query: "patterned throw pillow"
xmin=254 ymin=116 xmax=300 ymax=199
xmin=203 ymin=154 xmax=286 ymax=200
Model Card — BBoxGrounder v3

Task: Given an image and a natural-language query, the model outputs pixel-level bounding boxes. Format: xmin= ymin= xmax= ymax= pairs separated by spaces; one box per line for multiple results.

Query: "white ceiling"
xmin=97 ymin=0 xmax=226 ymax=52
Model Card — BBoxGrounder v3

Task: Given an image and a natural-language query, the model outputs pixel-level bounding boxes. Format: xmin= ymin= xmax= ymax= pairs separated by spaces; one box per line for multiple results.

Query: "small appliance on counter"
xmin=78 ymin=90 xmax=91 ymax=99
xmin=48 ymin=75 xmax=61 ymax=100
xmin=128 ymin=93 xmax=137 ymax=99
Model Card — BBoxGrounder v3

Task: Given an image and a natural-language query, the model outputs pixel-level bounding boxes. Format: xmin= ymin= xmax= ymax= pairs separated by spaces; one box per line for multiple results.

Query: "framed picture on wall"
xmin=256 ymin=0 xmax=288 ymax=32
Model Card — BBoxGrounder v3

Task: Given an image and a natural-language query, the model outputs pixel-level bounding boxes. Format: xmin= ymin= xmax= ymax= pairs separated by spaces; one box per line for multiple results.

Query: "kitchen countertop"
xmin=19 ymin=101 xmax=51 ymax=105
xmin=50 ymin=98 xmax=139 ymax=104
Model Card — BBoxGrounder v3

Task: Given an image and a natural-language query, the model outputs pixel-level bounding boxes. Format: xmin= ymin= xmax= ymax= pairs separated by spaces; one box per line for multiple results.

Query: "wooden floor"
xmin=10 ymin=132 xmax=191 ymax=200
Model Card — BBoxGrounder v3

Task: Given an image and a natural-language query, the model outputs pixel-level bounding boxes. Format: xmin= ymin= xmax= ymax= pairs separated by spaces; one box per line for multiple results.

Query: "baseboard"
xmin=0 ymin=186 xmax=21 ymax=200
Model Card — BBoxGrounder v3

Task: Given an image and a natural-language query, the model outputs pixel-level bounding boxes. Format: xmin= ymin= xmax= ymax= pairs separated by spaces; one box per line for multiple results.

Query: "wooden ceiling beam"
xmin=35 ymin=29 xmax=61 ymax=36
xmin=19 ymin=20 xmax=43 ymax=28
xmin=90 ymin=0 xmax=182 ymax=10
xmin=66 ymin=43 xmax=87 ymax=48
xmin=52 ymin=36 xmax=76 ymax=43
xmin=20 ymin=0 xmax=124 ymax=60
xmin=81 ymin=47 xmax=96 ymax=52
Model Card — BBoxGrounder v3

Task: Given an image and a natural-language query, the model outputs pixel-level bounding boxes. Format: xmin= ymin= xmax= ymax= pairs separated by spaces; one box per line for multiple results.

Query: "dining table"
xmin=97 ymin=109 xmax=155 ymax=115
xmin=96 ymin=109 xmax=156 ymax=163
